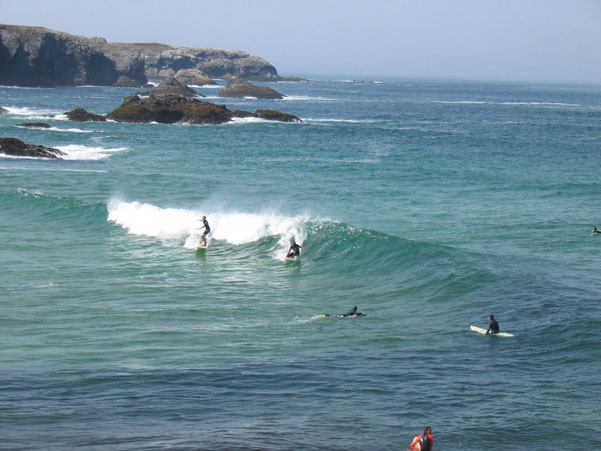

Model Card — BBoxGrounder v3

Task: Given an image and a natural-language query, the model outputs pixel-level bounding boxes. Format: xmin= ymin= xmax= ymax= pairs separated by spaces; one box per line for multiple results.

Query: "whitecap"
xmin=106 ymin=199 xmax=313 ymax=259
xmin=55 ymin=144 xmax=129 ymax=160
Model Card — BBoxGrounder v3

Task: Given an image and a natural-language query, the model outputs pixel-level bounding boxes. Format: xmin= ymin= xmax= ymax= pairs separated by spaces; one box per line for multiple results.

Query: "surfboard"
xmin=323 ymin=313 xmax=366 ymax=318
xmin=470 ymin=325 xmax=514 ymax=337
xmin=197 ymin=242 xmax=207 ymax=250
xmin=285 ymin=255 xmax=296 ymax=261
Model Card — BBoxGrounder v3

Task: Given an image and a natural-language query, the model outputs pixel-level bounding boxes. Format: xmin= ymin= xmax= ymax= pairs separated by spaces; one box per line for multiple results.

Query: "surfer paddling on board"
xmin=593 ymin=226 xmax=601 ymax=234
xmin=198 ymin=216 xmax=210 ymax=247
xmin=323 ymin=306 xmax=366 ymax=318
xmin=286 ymin=239 xmax=306 ymax=259
xmin=408 ymin=426 xmax=433 ymax=451
xmin=342 ymin=306 xmax=359 ymax=317
xmin=485 ymin=314 xmax=500 ymax=335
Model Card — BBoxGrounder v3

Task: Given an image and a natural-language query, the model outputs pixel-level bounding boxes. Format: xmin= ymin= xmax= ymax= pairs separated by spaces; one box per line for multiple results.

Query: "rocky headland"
xmin=0 ymin=137 xmax=65 ymax=158
xmin=0 ymin=24 xmax=281 ymax=87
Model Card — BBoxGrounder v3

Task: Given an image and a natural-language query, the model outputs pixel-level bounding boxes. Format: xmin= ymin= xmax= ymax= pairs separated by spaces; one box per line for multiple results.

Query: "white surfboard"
xmin=470 ymin=325 xmax=514 ymax=337
xmin=197 ymin=242 xmax=208 ymax=250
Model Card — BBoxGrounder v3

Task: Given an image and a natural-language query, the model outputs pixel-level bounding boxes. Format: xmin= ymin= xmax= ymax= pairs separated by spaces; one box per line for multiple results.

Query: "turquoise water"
xmin=1 ymin=79 xmax=601 ymax=449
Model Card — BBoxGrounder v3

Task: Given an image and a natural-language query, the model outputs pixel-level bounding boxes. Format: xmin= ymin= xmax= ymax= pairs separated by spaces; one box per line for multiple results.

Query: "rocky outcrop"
xmin=255 ymin=109 xmax=301 ymax=122
xmin=99 ymin=94 xmax=301 ymax=125
xmin=218 ymin=78 xmax=284 ymax=99
xmin=0 ymin=137 xmax=65 ymax=158
xmin=0 ymin=24 xmax=281 ymax=87
xmin=149 ymin=76 xmax=200 ymax=97
xmin=174 ymin=69 xmax=215 ymax=86
xmin=113 ymin=75 xmax=146 ymax=87
xmin=18 ymin=122 xmax=51 ymax=128
xmin=65 ymin=108 xmax=106 ymax=122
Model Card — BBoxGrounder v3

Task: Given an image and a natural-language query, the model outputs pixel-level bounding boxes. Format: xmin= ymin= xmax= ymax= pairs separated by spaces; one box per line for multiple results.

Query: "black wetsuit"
xmin=288 ymin=243 xmax=302 ymax=257
xmin=343 ymin=307 xmax=358 ymax=317
xmin=202 ymin=218 xmax=210 ymax=235
xmin=486 ymin=318 xmax=500 ymax=334
xmin=419 ymin=433 xmax=433 ymax=451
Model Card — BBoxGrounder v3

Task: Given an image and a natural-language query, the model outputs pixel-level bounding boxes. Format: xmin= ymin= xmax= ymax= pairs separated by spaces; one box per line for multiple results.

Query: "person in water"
xmin=409 ymin=426 xmax=433 ymax=451
xmin=593 ymin=226 xmax=601 ymax=234
xmin=342 ymin=306 xmax=358 ymax=317
xmin=198 ymin=216 xmax=210 ymax=246
xmin=286 ymin=239 xmax=306 ymax=259
xmin=486 ymin=314 xmax=500 ymax=335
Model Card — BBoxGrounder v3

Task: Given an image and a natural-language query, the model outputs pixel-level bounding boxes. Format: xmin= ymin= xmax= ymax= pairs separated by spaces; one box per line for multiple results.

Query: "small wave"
xmin=16 ymin=125 xmax=91 ymax=133
xmin=55 ymin=144 xmax=129 ymax=161
xmin=0 ymin=165 xmax=108 ymax=173
xmin=283 ymin=95 xmax=337 ymax=102
xmin=229 ymin=117 xmax=275 ymax=125
xmin=431 ymin=100 xmax=584 ymax=108
xmin=2 ymin=106 xmax=63 ymax=118
xmin=305 ymin=118 xmax=378 ymax=124
xmin=431 ymin=100 xmax=487 ymax=105
xmin=500 ymin=101 xmax=581 ymax=107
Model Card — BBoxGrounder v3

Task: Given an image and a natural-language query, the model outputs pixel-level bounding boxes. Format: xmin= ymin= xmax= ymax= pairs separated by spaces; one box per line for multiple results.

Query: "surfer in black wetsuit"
xmin=342 ymin=306 xmax=358 ymax=317
xmin=286 ymin=239 xmax=306 ymax=259
xmin=593 ymin=226 xmax=601 ymax=234
xmin=485 ymin=314 xmax=500 ymax=335
xmin=199 ymin=216 xmax=210 ymax=246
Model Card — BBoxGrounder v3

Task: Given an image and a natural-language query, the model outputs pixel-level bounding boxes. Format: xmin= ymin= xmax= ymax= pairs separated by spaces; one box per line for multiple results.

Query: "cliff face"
xmin=0 ymin=25 xmax=279 ymax=87
xmin=100 ymin=42 xmax=279 ymax=81
xmin=0 ymin=25 xmax=120 ymax=87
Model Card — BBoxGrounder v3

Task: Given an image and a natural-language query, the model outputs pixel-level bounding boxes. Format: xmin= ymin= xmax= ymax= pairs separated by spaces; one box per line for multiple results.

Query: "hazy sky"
xmin=2 ymin=0 xmax=601 ymax=84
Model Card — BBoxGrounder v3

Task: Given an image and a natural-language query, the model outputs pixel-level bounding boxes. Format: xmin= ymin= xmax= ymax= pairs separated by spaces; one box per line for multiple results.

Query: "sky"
xmin=2 ymin=0 xmax=601 ymax=84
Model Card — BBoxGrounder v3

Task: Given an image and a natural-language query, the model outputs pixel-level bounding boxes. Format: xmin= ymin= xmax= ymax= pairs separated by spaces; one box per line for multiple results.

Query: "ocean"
xmin=1 ymin=78 xmax=601 ymax=450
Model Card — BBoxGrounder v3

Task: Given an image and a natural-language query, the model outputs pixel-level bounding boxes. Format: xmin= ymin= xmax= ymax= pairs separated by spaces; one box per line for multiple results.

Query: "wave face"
xmin=2 ymin=81 xmax=601 ymax=449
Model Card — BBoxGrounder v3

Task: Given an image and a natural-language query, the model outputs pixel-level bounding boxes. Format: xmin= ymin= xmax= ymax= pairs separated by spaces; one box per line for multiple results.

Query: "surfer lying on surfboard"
xmin=323 ymin=306 xmax=366 ymax=318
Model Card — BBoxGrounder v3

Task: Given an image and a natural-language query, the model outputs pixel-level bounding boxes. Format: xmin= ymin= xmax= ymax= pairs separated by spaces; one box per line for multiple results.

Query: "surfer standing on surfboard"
xmin=198 ymin=216 xmax=210 ymax=246
xmin=485 ymin=314 xmax=500 ymax=335
xmin=286 ymin=239 xmax=306 ymax=259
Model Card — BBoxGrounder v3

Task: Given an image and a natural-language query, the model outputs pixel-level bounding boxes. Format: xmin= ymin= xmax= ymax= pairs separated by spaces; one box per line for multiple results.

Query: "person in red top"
xmin=409 ymin=426 xmax=433 ymax=451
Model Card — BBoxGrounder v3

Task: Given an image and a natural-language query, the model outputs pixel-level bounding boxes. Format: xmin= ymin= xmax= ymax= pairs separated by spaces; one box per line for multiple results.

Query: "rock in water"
xmin=218 ymin=78 xmax=284 ymax=99
xmin=174 ymin=69 xmax=215 ymax=86
xmin=255 ymin=109 xmax=301 ymax=122
xmin=149 ymin=76 xmax=200 ymax=97
xmin=65 ymin=108 xmax=106 ymax=122
xmin=0 ymin=137 xmax=65 ymax=158
xmin=18 ymin=123 xmax=51 ymax=128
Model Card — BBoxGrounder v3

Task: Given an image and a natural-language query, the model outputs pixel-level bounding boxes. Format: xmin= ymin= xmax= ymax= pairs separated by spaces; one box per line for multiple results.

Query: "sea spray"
xmin=107 ymin=199 xmax=310 ymax=253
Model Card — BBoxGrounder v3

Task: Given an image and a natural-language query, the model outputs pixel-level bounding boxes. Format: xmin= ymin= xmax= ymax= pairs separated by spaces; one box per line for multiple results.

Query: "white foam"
xmin=0 ymin=165 xmax=108 ymax=173
xmin=55 ymin=144 xmax=129 ymax=160
xmin=17 ymin=125 xmax=91 ymax=133
xmin=305 ymin=118 xmax=378 ymax=124
xmin=107 ymin=199 xmax=310 ymax=255
xmin=3 ymin=106 xmax=62 ymax=118
xmin=229 ymin=117 xmax=273 ymax=124
xmin=283 ymin=95 xmax=337 ymax=102
xmin=189 ymin=84 xmax=222 ymax=89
